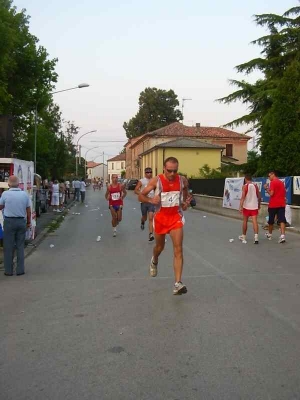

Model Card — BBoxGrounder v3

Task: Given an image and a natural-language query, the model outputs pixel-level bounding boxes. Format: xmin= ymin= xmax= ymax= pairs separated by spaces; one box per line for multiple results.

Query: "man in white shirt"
xmin=80 ymin=178 xmax=86 ymax=203
xmin=73 ymin=178 xmax=81 ymax=201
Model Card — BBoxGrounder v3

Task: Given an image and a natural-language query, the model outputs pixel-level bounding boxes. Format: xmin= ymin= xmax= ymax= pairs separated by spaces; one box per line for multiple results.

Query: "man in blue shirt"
xmin=0 ymin=175 xmax=31 ymax=276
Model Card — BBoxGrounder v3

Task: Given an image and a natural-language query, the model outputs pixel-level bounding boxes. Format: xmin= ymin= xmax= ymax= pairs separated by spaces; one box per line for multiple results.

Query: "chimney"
xmin=196 ymin=123 xmax=201 ymax=128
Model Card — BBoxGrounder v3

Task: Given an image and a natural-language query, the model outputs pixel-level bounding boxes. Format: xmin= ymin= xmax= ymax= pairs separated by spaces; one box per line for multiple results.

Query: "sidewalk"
xmin=0 ymin=196 xmax=75 ymax=270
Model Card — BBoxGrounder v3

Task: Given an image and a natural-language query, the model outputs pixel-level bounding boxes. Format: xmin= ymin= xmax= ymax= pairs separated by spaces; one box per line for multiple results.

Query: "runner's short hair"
xmin=244 ymin=174 xmax=252 ymax=181
xmin=163 ymin=157 xmax=179 ymax=166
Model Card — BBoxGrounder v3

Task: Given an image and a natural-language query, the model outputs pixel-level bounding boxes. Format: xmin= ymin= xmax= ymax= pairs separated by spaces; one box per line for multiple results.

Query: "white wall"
xmin=88 ymin=164 xmax=108 ymax=180
xmin=108 ymin=160 xmax=126 ymax=182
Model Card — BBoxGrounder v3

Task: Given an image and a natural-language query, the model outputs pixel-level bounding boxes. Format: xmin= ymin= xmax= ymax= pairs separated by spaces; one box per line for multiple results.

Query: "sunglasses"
xmin=145 ymin=171 xmax=152 ymax=174
xmin=166 ymin=169 xmax=178 ymax=173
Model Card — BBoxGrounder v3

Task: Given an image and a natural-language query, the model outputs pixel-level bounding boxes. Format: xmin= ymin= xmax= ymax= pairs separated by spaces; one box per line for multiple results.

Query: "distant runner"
xmin=139 ymin=157 xmax=192 ymax=295
xmin=105 ymin=174 xmax=127 ymax=237
xmin=239 ymin=174 xmax=261 ymax=244
xmin=134 ymin=167 xmax=155 ymax=242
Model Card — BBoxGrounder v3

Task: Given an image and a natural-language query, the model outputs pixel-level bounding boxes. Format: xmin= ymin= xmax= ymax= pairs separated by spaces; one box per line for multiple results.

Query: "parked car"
xmin=126 ymin=179 xmax=138 ymax=190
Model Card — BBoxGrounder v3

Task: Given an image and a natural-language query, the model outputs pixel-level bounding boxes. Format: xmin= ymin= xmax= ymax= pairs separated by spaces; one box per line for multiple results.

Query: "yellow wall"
xmin=140 ymin=147 xmax=221 ymax=177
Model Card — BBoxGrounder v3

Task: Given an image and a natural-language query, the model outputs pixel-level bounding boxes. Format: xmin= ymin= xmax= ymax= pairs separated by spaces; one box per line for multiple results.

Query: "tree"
xmin=123 ymin=87 xmax=182 ymax=138
xmin=217 ymin=6 xmax=300 ymax=175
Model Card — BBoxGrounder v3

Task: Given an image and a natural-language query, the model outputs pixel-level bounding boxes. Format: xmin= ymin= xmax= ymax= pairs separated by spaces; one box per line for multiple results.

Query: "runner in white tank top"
xmin=239 ymin=174 xmax=261 ymax=244
xmin=134 ymin=167 xmax=155 ymax=241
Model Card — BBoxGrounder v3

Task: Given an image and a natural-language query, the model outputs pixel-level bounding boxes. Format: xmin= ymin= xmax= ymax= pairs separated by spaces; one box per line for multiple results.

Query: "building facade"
xmin=125 ymin=122 xmax=250 ymax=178
xmin=107 ymin=153 xmax=126 ymax=183
xmin=86 ymin=161 xmax=108 ymax=181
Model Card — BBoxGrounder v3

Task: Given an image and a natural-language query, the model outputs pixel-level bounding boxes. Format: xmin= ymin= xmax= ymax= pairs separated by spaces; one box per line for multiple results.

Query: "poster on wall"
xmin=223 ymin=178 xmax=244 ymax=210
xmin=13 ymin=159 xmax=34 ymax=193
xmin=253 ymin=176 xmax=292 ymax=204
xmin=293 ymin=176 xmax=300 ymax=195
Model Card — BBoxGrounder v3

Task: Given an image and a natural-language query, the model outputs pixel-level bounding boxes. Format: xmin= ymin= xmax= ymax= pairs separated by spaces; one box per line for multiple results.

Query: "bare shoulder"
xmin=181 ymin=175 xmax=189 ymax=187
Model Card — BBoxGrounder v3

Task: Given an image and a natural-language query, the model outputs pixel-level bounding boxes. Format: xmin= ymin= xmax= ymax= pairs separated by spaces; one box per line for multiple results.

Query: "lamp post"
xmin=75 ymin=131 xmax=97 ymax=177
xmin=84 ymin=146 xmax=103 ymax=178
xmin=34 ymin=83 xmax=89 ymax=173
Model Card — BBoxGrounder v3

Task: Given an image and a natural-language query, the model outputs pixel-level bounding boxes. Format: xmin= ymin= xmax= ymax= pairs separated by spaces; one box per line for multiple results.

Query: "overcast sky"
xmin=13 ymin=0 xmax=295 ymax=160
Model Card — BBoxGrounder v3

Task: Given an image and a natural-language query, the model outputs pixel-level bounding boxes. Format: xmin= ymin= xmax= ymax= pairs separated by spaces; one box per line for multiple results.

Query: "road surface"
xmin=1 ymin=189 xmax=300 ymax=400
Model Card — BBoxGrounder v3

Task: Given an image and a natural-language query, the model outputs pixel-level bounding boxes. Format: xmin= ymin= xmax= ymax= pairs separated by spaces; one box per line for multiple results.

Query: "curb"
xmin=23 ymin=199 xmax=76 ymax=259
xmin=0 ymin=200 xmax=76 ymax=270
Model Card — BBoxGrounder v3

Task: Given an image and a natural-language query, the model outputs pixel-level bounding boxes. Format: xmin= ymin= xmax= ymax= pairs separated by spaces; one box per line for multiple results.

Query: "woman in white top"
xmin=51 ymin=180 xmax=60 ymax=212
xmin=80 ymin=178 xmax=86 ymax=203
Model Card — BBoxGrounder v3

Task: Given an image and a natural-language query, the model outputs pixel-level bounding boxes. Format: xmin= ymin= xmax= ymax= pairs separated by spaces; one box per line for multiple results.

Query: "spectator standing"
xmin=0 ymin=175 xmax=31 ymax=276
xmin=73 ymin=178 xmax=81 ymax=202
xmin=264 ymin=171 xmax=286 ymax=243
xmin=59 ymin=180 xmax=66 ymax=210
xmin=65 ymin=179 xmax=70 ymax=199
xmin=80 ymin=178 xmax=86 ymax=203
xmin=51 ymin=180 xmax=60 ymax=212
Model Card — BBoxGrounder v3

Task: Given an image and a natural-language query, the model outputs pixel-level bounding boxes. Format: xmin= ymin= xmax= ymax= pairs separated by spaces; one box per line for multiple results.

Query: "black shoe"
xmin=141 ymin=221 xmax=145 ymax=230
xmin=17 ymin=272 xmax=25 ymax=276
xmin=149 ymin=233 xmax=154 ymax=241
xmin=4 ymin=273 xmax=13 ymax=276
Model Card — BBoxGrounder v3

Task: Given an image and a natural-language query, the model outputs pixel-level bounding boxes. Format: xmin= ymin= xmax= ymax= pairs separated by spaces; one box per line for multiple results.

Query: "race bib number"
xmin=161 ymin=191 xmax=180 ymax=207
xmin=111 ymin=192 xmax=120 ymax=201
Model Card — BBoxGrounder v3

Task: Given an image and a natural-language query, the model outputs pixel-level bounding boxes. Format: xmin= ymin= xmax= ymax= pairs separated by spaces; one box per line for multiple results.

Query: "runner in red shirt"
xmin=138 ymin=157 xmax=192 ymax=295
xmin=105 ymin=174 xmax=127 ymax=237
xmin=263 ymin=171 xmax=286 ymax=243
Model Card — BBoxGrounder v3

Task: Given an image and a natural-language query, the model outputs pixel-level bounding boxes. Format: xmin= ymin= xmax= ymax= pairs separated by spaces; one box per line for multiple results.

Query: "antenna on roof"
xmin=182 ymin=98 xmax=192 ymax=125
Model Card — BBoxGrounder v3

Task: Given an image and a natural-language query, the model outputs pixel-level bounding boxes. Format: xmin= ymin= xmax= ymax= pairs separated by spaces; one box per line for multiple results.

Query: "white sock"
xmin=113 ymin=227 xmax=117 ymax=232
xmin=254 ymin=234 xmax=258 ymax=239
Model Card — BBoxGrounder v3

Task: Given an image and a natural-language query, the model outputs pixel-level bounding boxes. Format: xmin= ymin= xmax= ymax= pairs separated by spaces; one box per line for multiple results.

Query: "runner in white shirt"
xmin=239 ymin=174 xmax=261 ymax=244
xmin=134 ymin=167 xmax=155 ymax=241
xmin=80 ymin=178 xmax=86 ymax=203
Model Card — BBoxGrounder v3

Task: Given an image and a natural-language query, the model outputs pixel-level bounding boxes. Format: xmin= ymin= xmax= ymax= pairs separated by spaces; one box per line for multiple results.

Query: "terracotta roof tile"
xmin=107 ymin=153 xmax=126 ymax=162
xmin=148 ymin=122 xmax=250 ymax=139
xmin=86 ymin=161 xmax=102 ymax=168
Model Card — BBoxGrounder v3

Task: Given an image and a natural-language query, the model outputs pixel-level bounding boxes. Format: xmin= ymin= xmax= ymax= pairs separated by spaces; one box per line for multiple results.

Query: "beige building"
xmin=125 ymin=122 xmax=250 ymax=178
xmin=107 ymin=153 xmax=126 ymax=182
xmin=86 ymin=161 xmax=108 ymax=181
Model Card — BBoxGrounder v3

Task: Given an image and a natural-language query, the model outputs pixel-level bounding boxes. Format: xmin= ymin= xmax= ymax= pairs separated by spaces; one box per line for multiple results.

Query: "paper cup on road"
xmin=96 ymin=236 xmax=101 ymax=242
xmin=50 ymin=244 xmax=55 ymax=248
xmin=229 ymin=239 xmax=234 ymax=243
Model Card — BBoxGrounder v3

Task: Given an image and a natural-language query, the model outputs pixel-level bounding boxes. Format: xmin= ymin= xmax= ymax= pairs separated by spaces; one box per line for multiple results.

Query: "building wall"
xmin=108 ymin=160 xmax=126 ymax=182
xmin=88 ymin=164 xmax=108 ymax=181
xmin=207 ymin=138 xmax=248 ymax=164
xmin=140 ymin=148 xmax=222 ymax=178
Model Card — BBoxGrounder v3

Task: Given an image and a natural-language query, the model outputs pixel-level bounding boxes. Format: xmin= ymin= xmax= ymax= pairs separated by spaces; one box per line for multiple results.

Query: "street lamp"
xmin=75 ymin=130 xmax=97 ymax=176
xmin=181 ymin=98 xmax=192 ymax=125
xmin=84 ymin=146 xmax=103 ymax=178
xmin=34 ymin=83 xmax=90 ymax=173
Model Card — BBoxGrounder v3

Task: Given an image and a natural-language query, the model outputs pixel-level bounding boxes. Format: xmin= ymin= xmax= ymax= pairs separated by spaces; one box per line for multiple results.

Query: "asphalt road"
xmin=1 ymin=188 xmax=300 ymax=400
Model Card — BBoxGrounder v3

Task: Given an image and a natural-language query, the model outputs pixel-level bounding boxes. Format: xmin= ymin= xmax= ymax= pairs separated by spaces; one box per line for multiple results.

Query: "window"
xmin=112 ymin=163 xmax=114 ymax=170
xmin=226 ymin=144 xmax=233 ymax=157
xmin=121 ymin=162 xmax=125 ymax=169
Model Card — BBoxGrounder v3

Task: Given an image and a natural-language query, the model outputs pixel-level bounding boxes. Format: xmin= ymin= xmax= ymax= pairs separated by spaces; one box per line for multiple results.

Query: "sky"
xmin=13 ymin=0 xmax=296 ymax=161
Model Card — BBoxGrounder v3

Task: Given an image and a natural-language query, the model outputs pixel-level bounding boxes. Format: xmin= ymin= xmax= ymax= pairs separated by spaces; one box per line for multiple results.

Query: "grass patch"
xmin=47 ymin=214 xmax=66 ymax=233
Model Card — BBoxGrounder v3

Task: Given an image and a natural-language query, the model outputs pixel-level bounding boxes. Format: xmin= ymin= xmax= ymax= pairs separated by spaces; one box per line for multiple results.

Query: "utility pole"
xmin=182 ymin=98 xmax=192 ymax=125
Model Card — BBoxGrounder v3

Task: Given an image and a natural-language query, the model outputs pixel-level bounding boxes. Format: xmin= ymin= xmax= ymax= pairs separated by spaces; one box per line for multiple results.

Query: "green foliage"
xmin=123 ymin=87 xmax=183 ymax=138
xmin=199 ymin=164 xmax=225 ymax=179
xmin=120 ymin=170 xmax=126 ymax=178
xmin=217 ymin=5 xmax=300 ymax=175
xmin=0 ymin=1 xmax=80 ymax=178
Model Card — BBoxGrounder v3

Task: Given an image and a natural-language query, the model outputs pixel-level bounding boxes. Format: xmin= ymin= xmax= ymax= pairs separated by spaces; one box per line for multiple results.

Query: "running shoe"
xmin=149 ymin=233 xmax=154 ymax=242
xmin=278 ymin=236 xmax=286 ymax=244
xmin=238 ymin=235 xmax=247 ymax=244
xmin=141 ymin=221 xmax=145 ymax=230
xmin=173 ymin=281 xmax=187 ymax=295
xmin=254 ymin=234 xmax=259 ymax=244
xmin=113 ymin=231 xmax=117 ymax=238
xmin=149 ymin=257 xmax=158 ymax=277
xmin=265 ymin=233 xmax=272 ymax=240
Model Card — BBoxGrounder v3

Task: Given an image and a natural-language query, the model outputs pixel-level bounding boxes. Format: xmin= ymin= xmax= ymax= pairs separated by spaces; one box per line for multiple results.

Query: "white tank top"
xmin=52 ymin=183 xmax=59 ymax=194
xmin=243 ymin=183 xmax=258 ymax=210
xmin=140 ymin=177 xmax=154 ymax=198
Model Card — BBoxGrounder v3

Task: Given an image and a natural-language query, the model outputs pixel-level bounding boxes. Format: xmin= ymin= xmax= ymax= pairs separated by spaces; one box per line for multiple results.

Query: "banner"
xmin=223 ymin=178 xmax=244 ymax=210
xmin=253 ymin=176 xmax=292 ymax=204
xmin=13 ymin=159 xmax=34 ymax=194
xmin=293 ymin=176 xmax=300 ymax=195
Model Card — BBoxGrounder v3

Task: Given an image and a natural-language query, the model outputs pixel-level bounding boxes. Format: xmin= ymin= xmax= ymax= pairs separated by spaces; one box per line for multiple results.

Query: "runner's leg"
xmin=169 ymin=228 xmax=184 ymax=283
xmin=242 ymin=215 xmax=248 ymax=235
xmin=148 ymin=211 xmax=154 ymax=235
xmin=117 ymin=207 xmax=123 ymax=223
xmin=109 ymin=207 xmax=118 ymax=227
xmin=153 ymin=233 xmax=166 ymax=263
xmin=252 ymin=215 xmax=258 ymax=234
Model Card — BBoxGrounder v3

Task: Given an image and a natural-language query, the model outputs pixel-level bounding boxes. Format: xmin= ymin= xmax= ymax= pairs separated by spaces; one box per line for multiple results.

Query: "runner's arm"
xmin=181 ymin=177 xmax=192 ymax=211
xmin=105 ymin=186 xmax=110 ymax=200
xmin=239 ymin=185 xmax=247 ymax=211
xmin=138 ymin=178 xmax=158 ymax=204
xmin=134 ymin=180 xmax=142 ymax=195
